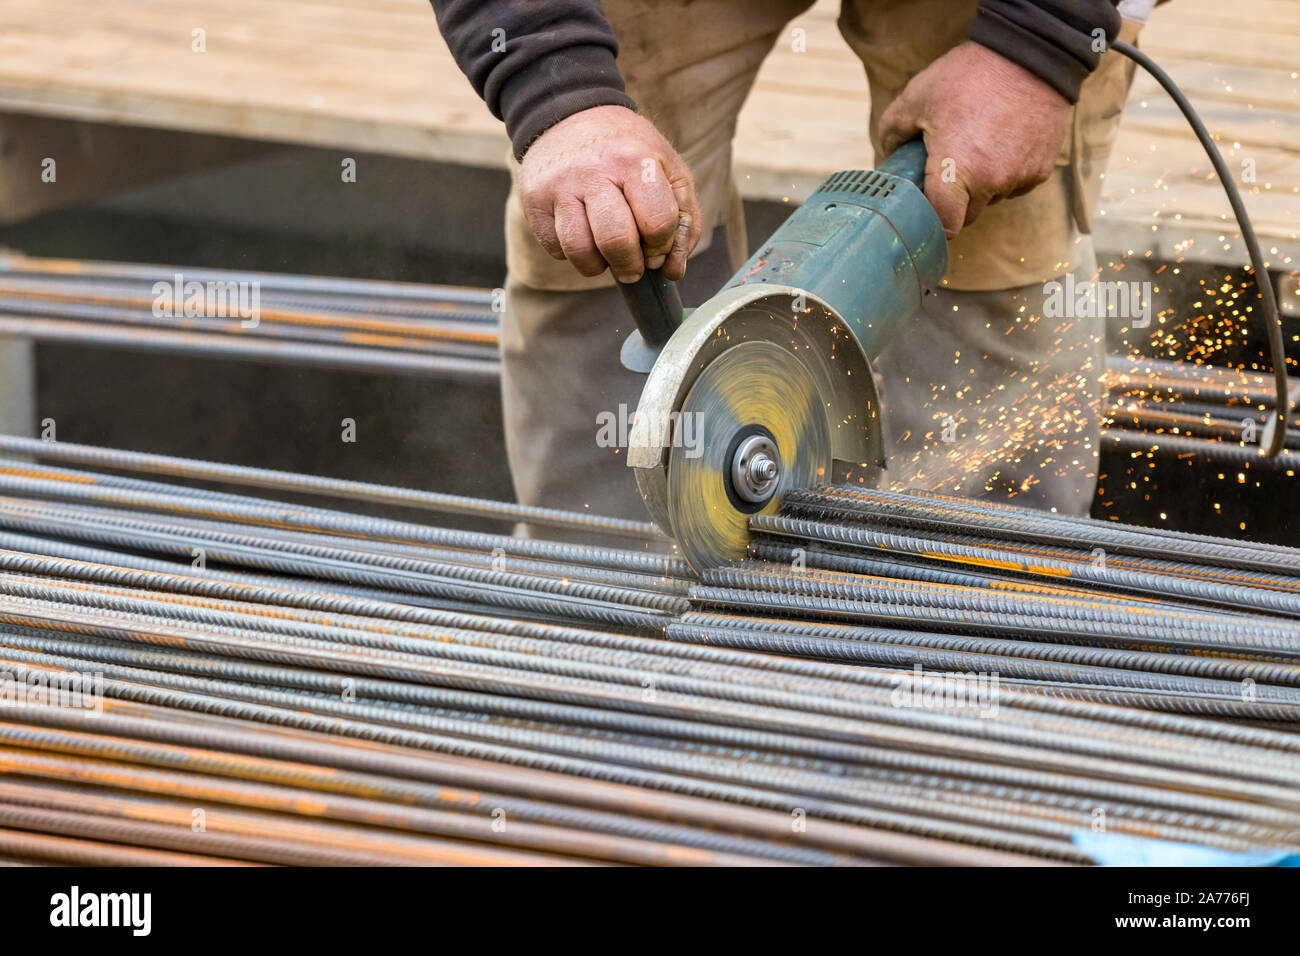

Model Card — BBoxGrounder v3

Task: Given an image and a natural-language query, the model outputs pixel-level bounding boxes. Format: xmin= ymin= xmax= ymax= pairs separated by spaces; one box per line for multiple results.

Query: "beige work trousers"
xmin=500 ymin=1 xmax=1141 ymax=532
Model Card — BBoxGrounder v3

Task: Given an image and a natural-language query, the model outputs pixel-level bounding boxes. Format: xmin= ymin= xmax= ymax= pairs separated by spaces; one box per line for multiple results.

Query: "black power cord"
xmin=1111 ymin=39 xmax=1289 ymax=457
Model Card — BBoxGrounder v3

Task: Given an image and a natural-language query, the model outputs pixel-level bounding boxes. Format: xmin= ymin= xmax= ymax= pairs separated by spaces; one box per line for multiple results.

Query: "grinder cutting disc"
xmin=666 ymin=339 xmax=832 ymax=571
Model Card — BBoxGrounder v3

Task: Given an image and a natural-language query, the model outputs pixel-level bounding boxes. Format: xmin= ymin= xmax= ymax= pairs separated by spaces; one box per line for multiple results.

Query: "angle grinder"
xmin=618 ymin=138 xmax=947 ymax=571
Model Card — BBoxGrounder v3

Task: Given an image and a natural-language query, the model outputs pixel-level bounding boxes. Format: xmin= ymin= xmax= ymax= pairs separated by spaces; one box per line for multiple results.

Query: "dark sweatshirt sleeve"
xmin=430 ymin=0 xmax=636 ymax=160
xmin=968 ymin=0 xmax=1122 ymax=103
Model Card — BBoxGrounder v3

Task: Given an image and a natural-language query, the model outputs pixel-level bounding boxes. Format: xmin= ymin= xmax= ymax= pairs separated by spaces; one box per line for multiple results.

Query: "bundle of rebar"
xmin=5 ymin=254 xmax=1293 ymax=469
xmin=0 ymin=255 xmax=500 ymax=380
xmin=0 ymin=435 xmax=1298 ymax=865
xmin=732 ymin=484 xmax=1300 ymax=722
xmin=1103 ymin=354 xmax=1300 ymax=466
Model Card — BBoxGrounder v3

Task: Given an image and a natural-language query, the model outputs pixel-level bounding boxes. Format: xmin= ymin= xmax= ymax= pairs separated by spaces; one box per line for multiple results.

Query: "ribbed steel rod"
xmin=0 ymin=478 xmax=687 ymax=577
xmin=758 ymin=532 xmax=1300 ymax=599
xmin=752 ymin=507 xmax=1300 ymax=618
xmin=676 ymin=609 xmax=1300 ymax=688
xmin=0 ymin=287 xmax=499 ymax=344
xmin=4 ymin=569 xmax=1279 ymax=751
xmin=0 ymin=797 xmax=579 ymax=867
xmin=5 ymin=596 xmax=1296 ymax=799
xmin=702 ymin=560 xmax=1300 ymax=652
xmin=2 ymin=437 xmax=1298 ymax=863
xmin=1104 ymin=403 xmax=1300 ymax=449
xmin=3 ymin=544 xmax=1297 ymax=758
xmin=0 ymin=298 xmax=498 ymax=361
xmin=803 ymin=483 xmax=1300 ymax=561
xmin=0 ymin=507 xmax=668 ymax=633
xmin=1105 ymin=355 xmax=1285 ymax=404
xmin=0 ymin=708 xmax=1084 ymax=862
xmin=0 ymin=457 xmax=691 ymax=593
xmin=0 ymin=665 xmax=1129 ymax=850
xmin=0 ymin=735 xmax=1035 ymax=867
xmin=0 ymin=495 xmax=686 ymax=610
xmin=0 ymin=255 xmax=498 ymax=306
xmin=0 ymin=826 xmax=253 ymax=866
xmin=8 ymin=643 xmax=1295 ymax=846
xmin=12 ymin=634 xmax=1296 ymax=833
xmin=782 ymin=487 xmax=1300 ymax=576
xmin=690 ymin=582 xmax=1300 ymax=669
xmin=0 ymin=315 xmax=503 ymax=381
xmin=667 ymin=619 xmax=1300 ymax=710
xmin=0 ymin=747 xmax=847 ymax=867
xmin=0 ymin=433 xmax=662 ymax=540
xmin=1103 ymin=428 xmax=1300 ymax=468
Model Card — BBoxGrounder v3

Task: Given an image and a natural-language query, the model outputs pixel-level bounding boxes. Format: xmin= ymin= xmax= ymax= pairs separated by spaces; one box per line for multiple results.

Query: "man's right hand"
xmin=518 ymin=105 xmax=702 ymax=283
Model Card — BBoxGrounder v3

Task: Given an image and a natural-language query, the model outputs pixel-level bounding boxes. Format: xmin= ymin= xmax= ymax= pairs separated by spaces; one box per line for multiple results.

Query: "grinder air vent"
xmin=819 ymin=169 xmax=897 ymax=200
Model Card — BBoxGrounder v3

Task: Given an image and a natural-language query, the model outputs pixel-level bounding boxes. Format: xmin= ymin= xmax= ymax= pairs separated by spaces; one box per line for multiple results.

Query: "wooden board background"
xmin=0 ymin=0 xmax=1295 ymax=266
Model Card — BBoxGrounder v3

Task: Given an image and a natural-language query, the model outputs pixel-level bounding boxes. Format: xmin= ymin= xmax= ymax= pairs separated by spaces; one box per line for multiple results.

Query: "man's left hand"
xmin=879 ymin=41 xmax=1072 ymax=238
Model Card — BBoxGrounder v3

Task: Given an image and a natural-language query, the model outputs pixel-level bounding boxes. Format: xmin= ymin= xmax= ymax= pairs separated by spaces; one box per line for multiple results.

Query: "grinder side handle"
xmin=617 ymin=268 xmax=684 ymax=350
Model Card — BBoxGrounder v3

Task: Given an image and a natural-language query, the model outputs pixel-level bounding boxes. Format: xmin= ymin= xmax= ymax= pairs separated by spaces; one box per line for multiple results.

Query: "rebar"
xmin=1 ymin=434 xmax=1298 ymax=866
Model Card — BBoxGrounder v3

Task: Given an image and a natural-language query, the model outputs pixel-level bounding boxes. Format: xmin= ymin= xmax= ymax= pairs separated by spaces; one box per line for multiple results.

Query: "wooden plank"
xmin=0 ymin=0 xmax=1293 ymax=267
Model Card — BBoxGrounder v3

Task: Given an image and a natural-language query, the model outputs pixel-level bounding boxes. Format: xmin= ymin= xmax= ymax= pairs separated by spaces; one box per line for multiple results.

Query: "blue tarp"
xmin=1073 ymin=831 xmax=1300 ymax=866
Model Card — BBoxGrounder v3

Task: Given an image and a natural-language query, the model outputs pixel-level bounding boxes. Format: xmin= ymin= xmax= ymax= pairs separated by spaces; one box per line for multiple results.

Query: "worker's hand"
xmin=518 ymin=105 xmax=702 ymax=283
xmin=879 ymin=41 xmax=1072 ymax=238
